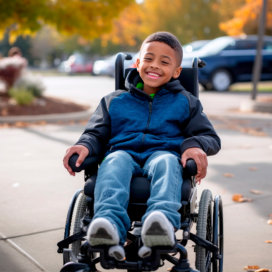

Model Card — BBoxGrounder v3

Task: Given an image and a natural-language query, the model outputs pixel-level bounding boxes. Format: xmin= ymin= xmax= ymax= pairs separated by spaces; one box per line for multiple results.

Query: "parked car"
xmin=182 ymin=35 xmax=272 ymax=91
xmin=92 ymin=52 xmax=137 ymax=77
xmin=92 ymin=55 xmax=116 ymax=77
xmin=58 ymin=53 xmax=93 ymax=74
xmin=183 ymin=40 xmax=210 ymax=54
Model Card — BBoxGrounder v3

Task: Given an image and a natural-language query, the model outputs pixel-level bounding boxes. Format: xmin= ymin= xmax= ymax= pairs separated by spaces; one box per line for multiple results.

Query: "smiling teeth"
xmin=148 ymin=72 xmax=159 ymax=77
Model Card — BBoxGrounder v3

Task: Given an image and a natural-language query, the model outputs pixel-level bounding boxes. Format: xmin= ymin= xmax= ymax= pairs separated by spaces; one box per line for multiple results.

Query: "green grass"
xmin=230 ymin=82 xmax=272 ymax=92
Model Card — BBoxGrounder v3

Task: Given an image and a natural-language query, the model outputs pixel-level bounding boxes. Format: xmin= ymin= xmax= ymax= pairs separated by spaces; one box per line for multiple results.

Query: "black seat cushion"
xmin=84 ymin=175 xmax=192 ymax=204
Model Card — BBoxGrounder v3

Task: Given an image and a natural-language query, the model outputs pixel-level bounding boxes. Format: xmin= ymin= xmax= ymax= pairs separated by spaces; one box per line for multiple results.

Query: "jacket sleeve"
xmin=75 ymin=96 xmax=111 ymax=159
xmin=180 ymin=95 xmax=221 ymax=156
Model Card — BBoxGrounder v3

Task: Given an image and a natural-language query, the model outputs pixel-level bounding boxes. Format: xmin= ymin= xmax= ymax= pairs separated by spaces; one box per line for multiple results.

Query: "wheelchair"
xmin=57 ymin=53 xmax=224 ymax=272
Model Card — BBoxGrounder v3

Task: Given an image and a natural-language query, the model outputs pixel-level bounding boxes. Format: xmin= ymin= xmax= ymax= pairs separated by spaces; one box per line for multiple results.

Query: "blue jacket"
xmin=76 ymin=69 xmax=221 ymax=164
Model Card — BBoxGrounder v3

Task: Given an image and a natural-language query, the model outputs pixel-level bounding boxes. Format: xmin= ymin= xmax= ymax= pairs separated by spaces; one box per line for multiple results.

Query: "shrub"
xmin=14 ymin=73 xmax=45 ymax=97
xmin=9 ymin=87 xmax=34 ymax=105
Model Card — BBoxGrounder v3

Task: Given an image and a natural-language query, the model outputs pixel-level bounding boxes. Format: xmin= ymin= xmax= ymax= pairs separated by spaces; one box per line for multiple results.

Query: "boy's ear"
xmin=136 ymin=58 xmax=140 ymax=71
xmin=173 ymin=66 xmax=182 ymax=79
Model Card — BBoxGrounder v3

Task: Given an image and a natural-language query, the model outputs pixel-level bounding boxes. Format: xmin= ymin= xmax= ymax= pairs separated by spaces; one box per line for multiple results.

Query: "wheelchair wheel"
xmin=71 ymin=190 xmax=88 ymax=255
xmin=212 ymin=195 xmax=224 ymax=272
xmin=63 ymin=190 xmax=88 ymax=264
xmin=195 ymin=189 xmax=213 ymax=272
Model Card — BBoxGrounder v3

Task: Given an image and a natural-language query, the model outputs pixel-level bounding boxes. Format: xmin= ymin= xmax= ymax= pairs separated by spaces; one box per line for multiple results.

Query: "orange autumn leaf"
xmin=232 ymin=194 xmax=252 ymax=203
xmin=255 ymin=269 xmax=271 ymax=272
xmin=267 ymin=219 xmax=272 ymax=225
xmin=265 ymin=240 xmax=272 ymax=244
xmin=224 ymin=172 xmax=234 ymax=178
xmin=244 ymin=265 xmax=260 ymax=271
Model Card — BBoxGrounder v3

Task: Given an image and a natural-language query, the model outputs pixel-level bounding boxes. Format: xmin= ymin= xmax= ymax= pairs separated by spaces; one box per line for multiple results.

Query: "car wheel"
xmin=211 ymin=69 xmax=232 ymax=92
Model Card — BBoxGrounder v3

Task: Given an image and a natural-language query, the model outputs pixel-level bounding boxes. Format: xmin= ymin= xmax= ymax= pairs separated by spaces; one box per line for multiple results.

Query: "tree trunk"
xmin=251 ymin=0 xmax=267 ymax=100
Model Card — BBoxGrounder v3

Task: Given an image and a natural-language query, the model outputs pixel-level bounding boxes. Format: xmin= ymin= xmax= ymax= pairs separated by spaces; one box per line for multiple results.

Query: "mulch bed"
xmin=0 ymin=93 xmax=89 ymax=116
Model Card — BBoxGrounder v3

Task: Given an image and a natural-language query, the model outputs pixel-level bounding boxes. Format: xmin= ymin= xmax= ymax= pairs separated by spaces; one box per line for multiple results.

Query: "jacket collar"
xmin=125 ymin=68 xmax=185 ymax=98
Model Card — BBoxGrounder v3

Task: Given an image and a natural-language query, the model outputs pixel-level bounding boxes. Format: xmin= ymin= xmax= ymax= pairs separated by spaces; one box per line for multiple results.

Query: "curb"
xmin=240 ymin=99 xmax=272 ymax=114
xmin=1 ymin=105 xmax=271 ymax=125
xmin=0 ymin=109 xmax=93 ymax=124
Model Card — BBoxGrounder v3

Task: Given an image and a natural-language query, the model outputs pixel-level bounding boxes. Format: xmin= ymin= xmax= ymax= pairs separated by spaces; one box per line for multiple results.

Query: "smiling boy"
xmin=63 ymin=32 xmax=220 ymax=260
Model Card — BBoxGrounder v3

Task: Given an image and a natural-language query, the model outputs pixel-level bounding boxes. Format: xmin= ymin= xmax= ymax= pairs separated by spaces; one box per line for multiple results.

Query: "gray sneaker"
xmin=87 ymin=218 xmax=119 ymax=246
xmin=141 ymin=211 xmax=175 ymax=247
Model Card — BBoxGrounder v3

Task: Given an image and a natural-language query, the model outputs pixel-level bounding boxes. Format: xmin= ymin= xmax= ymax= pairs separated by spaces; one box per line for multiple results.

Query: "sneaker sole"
xmin=89 ymin=227 xmax=118 ymax=246
xmin=142 ymin=213 xmax=175 ymax=247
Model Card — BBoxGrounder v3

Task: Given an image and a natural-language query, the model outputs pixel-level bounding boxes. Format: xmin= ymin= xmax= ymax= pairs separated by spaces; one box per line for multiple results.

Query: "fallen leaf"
xmin=223 ymin=172 xmax=234 ymax=178
xmin=265 ymin=240 xmax=272 ymax=243
xmin=232 ymin=194 xmax=252 ymax=203
xmin=244 ymin=265 xmax=260 ymax=271
xmin=255 ymin=269 xmax=271 ymax=272
xmin=250 ymin=189 xmax=263 ymax=195
xmin=267 ymin=219 xmax=272 ymax=225
xmin=249 ymin=167 xmax=258 ymax=171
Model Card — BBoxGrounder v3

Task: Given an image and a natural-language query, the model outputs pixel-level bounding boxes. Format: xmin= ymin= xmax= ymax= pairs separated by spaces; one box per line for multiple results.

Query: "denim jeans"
xmin=93 ymin=150 xmax=183 ymax=244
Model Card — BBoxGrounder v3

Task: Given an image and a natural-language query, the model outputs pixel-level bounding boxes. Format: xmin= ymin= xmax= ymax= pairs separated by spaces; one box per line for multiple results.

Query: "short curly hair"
xmin=140 ymin=32 xmax=183 ymax=66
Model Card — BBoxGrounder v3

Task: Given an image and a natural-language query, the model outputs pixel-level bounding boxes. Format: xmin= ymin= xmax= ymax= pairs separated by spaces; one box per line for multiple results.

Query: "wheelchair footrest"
xmin=57 ymin=231 xmax=85 ymax=253
xmin=190 ymin=233 xmax=218 ymax=252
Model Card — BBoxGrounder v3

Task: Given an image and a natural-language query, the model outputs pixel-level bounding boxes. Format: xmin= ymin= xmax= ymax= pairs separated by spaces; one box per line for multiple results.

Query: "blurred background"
xmin=1 ymin=0 xmax=271 ymax=99
xmin=0 ymin=0 xmax=270 ymax=71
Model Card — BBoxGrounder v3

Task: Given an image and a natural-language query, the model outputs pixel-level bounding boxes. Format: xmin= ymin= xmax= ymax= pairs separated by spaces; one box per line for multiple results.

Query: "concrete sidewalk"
xmin=0 ymin=93 xmax=272 ymax=272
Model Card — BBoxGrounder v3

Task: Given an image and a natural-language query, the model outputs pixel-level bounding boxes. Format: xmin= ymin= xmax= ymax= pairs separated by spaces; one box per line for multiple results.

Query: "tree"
xmin=99 ymin=0 xmax=225 ymax=50
xmin=219 ymin=0 xmax=272 ymax=35
xmin=100 ymin=2 xmax=144 ymax=50
xmin=138 ymin=0 xmax=225 ymax=44
xmin=0 ymin=0 xmax=135 ymax=43
xmin=252 ymin=0 xmax=267 ymax=100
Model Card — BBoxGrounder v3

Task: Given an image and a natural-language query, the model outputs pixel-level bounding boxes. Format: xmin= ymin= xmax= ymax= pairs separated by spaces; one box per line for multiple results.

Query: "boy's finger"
xmin=76 ymin=152 xmax=88 ymax=167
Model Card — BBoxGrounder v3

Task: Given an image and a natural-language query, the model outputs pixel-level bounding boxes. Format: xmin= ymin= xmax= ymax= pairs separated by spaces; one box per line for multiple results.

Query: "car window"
xmin=197 ymin=36 xmax=234 ymax=55
xmin=234 ymin=40 xmax=257 ymax=50
xmin=263 ymin=41 xmax=272 ymax=51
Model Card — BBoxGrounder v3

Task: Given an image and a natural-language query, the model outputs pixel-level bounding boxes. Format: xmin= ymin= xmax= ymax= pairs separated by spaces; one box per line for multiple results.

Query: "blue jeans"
xmin=93 ymin=150 xmax=183 ymax=244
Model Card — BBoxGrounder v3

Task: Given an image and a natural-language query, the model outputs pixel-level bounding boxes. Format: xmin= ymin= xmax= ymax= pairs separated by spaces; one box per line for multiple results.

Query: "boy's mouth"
xmin=147 ymin=72 xmax=160 ymax=79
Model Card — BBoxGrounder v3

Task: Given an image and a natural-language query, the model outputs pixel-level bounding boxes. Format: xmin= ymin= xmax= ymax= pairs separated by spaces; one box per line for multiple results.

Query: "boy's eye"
xmin=144 ymin=57 xmax=152 ymax=61
xmin=162 ymin=61 xmax=169 ymax=65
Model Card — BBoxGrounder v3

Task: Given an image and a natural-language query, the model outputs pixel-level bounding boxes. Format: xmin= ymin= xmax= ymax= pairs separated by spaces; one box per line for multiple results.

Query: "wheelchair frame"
xmin=57 ymin=53 xmax=224 ymax=272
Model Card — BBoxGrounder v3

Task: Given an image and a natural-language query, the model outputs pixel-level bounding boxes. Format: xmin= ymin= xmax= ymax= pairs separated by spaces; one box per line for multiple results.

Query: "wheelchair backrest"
xmin=115 ymin=52 xmax=199 ymax=98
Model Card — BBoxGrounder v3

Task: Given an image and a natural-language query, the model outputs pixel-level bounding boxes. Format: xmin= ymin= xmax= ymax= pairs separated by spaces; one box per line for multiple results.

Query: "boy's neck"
xmin=143 ymin=86 xmax=160 ymax=95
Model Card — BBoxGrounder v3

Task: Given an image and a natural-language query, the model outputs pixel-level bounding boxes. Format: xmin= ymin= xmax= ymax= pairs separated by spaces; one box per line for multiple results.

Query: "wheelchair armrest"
xmin=68 ymin=154 xmax=99 ymax=173
xmin=183 ymin=159 xmax=197 ymax=177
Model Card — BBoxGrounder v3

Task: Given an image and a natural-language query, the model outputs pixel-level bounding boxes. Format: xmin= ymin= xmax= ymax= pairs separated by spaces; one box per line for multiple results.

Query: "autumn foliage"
xmin=219 ymin=0 xmax=272 ymax=36
xmin=0 ymin=0 xmax=271 ymax=49
xmin=0 ymin=0 xmax=134 ymax=43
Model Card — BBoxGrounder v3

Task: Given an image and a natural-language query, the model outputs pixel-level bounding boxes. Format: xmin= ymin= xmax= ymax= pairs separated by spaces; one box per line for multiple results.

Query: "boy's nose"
xmin=150 ymin=60 xmax=159 ymax=69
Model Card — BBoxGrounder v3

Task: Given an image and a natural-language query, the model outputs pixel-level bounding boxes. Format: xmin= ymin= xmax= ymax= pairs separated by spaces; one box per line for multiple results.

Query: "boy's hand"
xmin=63 ymin=145 xmax=89 ymax=176
xmin=181 ymin=147 xmax=208 ymax=184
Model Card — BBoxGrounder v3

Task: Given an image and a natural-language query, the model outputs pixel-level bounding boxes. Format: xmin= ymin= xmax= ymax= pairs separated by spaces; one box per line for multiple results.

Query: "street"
xmin=0 ymin=75 xmax=272 ymax=272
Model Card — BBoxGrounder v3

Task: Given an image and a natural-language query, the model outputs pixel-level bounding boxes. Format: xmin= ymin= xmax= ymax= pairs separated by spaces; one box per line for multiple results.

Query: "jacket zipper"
xmin=142 ymin=100 xmax=153 ymax=144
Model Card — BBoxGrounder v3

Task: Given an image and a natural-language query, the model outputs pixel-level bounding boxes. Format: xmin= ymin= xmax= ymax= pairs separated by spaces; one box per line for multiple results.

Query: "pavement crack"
xmin=0 ymin=227 xmax=64 ymax=241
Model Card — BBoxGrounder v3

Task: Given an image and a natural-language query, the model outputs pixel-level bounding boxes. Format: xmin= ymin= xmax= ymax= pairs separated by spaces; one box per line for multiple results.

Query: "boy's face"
xmin=136 ymin=41 xmax=182 ymax=94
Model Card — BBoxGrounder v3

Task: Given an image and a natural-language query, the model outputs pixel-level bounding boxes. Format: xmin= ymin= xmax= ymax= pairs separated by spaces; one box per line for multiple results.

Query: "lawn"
xmin=230 ymin=81 xmax=272 ymax=92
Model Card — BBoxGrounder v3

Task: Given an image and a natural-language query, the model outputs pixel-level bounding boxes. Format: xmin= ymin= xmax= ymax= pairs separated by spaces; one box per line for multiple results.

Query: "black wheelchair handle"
xmin=68 ymin=153 xmax=99 ymax=172
xmin=184 ymin=159 xmax=197 ymax=176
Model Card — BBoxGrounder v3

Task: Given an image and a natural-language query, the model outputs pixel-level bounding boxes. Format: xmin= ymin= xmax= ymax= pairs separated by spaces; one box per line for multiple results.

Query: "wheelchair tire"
xmin=212 ymin=195 xmax=224 ymax=272
xmin=63 ymin=190 xmax=88 ymax=264
xmin=71 ymin=190 xmax=88 ymax=255
xmin=195 ymin=189 xmax=213 ymax=272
